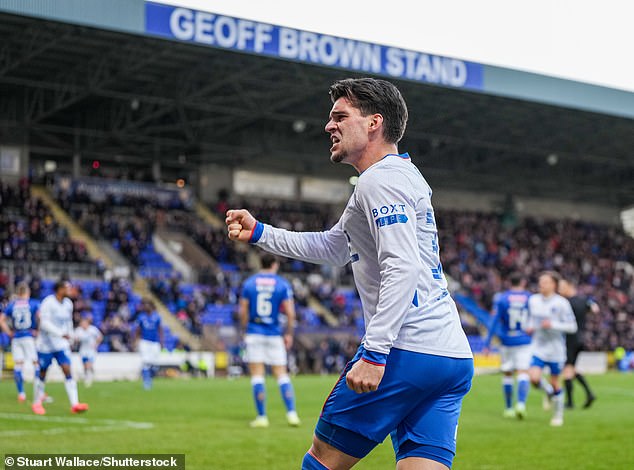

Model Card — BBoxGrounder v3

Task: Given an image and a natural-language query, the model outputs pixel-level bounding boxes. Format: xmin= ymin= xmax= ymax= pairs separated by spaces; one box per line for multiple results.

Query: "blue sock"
xmin=302 ymin=452 xmax=329 ymax=470
xmin=142 ymin=367 xmax=152 ymax=389
xmin=14 ymin=368 xmax=24 ymax=394
xmin=278 ymin=375 xmax=296 ymax=412
xmin=503 ymin=376 xmax=514 ymax=409
xmin=251 ymin=377 xmax=266 ymax=417
xmin=517 ymin=373 xmax=530 ymax=404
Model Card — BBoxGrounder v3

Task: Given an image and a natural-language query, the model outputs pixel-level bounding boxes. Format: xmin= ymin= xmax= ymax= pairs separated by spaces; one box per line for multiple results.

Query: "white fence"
xmin=1 ymin=351 xmax=215 ymax=382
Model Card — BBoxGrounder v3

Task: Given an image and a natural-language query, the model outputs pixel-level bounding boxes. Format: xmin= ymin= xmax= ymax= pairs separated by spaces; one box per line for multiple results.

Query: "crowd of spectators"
xmin=1 ymin=180 xmax=89 ymax=264
xmin=437 ymin=210 xmax=634 ymax=350
xmin=6 ymin=177 xmax=632 ymax=361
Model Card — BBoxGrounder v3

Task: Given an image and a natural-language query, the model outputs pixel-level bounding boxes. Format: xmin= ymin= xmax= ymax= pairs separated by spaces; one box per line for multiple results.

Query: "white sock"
xmin=540 ymin=377 xmax=554 ymax=396
xmin=64 ymin=378 xmax=79 ymax=406
xmin=85 ymin=370 xmax=93 ymax=387
xmin=553 ymin=391 xmax=565 ymax=419
xmin=33 ymin=378 xmax=45 ymax=404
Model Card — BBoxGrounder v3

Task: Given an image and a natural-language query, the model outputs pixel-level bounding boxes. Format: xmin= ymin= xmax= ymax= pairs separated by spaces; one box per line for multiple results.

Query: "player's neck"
xmin=55 ymin=294 xmax=64 ymax=302
xmin=353 ymin=142 xmax=399 ymax=173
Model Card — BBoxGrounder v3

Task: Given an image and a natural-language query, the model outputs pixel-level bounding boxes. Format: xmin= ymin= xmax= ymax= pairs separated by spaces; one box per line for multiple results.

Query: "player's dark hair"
xmin=261 ymin=253 xmax=278 ymax=269
xmin=508 ymin=272 xmax=524 ymax=287
xmin=54 ymin=280 xmax=69 ymax=292
xmin=560 ymin=277 xmax=575 ymax=286
xmin=329 ymin=78 xmax=408 ymax=144
xmin=539 ymin=270 xmax=561 ymax=286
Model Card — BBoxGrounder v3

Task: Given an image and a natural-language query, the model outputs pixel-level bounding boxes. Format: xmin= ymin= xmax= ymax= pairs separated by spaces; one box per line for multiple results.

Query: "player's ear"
xmin=368 ymin=113 xmax=383 ymax=132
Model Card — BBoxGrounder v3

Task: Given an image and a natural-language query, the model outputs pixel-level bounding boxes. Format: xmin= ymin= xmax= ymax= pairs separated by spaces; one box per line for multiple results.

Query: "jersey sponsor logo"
xmin=371 ymin=203 xmax=406 ymax=218
xmin=372 ymin=203 xmax=408 ymax=227
xmin=375 ymin=214 xmax=408 ymax=227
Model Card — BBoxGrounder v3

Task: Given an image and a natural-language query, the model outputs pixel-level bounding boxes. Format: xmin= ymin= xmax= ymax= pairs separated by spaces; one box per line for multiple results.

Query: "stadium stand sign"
xmin=56 ymin=176 xmax=194 ymax=209
xmin=144 ymin=1 xmax=483 ymax=90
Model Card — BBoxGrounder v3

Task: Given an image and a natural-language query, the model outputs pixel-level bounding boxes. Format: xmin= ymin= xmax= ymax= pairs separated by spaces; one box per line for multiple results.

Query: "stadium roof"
xmin=1 ymin=1 xmax=633 ymax=207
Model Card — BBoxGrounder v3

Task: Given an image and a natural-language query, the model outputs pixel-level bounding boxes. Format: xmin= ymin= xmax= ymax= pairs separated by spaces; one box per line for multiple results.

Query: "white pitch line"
xmin=0 ymin=412 xmax=154 ymax=437
xmin=0 ymin=425 xmax=144 ymax=437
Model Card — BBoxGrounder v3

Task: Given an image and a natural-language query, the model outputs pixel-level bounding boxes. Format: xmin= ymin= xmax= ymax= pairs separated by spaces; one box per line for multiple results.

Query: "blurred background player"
xmin=33 ymin=280 xmax=88 ymax=415
xmin=558 ymin=278 xmax=599 ymax=409
xmin=239 ymin=253 xmax=300 ymax=428
xmin=483 ymin=273 xmax=532 ymax=419
xmin=527 ymin=271 xmax=577 ymax=426
xmin=0 ymin=282 xmax=40 ymax=403
xmin=74 ymin=314 xmax=103 ymax=387
xmin=134 ymin=299 xmax=163 ymax=390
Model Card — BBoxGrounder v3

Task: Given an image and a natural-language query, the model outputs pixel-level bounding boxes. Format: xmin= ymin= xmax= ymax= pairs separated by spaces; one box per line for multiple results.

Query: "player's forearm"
xmin=484 ymin=313 xmax=500 ymax=347
xmin=253 ymin=223 xmax=349 ymax=267
xmin=285 ymin=312 xmax=296 ymax=336
xmin=0 ymin=316 xmax=11 ymax=335
xmin=551 ymin=319 xmax=578 ymax=334
xmin=40 ymin=317 xmax=66 ymax=337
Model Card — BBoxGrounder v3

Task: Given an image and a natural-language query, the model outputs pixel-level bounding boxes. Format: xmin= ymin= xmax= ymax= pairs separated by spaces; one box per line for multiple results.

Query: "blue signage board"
xmin=145 ymin=1 xmax=483 ymax=90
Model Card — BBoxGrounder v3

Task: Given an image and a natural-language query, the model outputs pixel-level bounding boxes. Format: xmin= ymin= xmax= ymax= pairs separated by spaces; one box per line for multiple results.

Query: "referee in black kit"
xmin=558 ymin=278 xmax=599 ymax=409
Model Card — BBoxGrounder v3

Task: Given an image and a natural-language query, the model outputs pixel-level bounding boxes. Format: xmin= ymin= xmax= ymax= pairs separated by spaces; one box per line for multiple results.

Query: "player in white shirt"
xmin=527 ymin=271 xmax=577 ymax=426
xmin=32 ymin=280 xmax=88 ymax=415
xmin=227 ymin=78 xmax=473 ymax=470
xmin=74 ymin=314 xmax=103 ymax=387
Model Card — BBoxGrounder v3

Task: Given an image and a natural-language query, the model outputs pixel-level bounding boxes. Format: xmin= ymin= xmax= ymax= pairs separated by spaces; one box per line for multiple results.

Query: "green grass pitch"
xmin=1 ymin=373 xmax=633 ymax=469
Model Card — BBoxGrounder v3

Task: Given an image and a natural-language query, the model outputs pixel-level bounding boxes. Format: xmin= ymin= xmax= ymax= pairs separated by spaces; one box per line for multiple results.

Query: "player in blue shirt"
xmin=484 ymin=273 xmax=533 ymax=419
xmin=239 ymin=253 xmax=299 ymax=428
xmin=0 ymin=282 xmax=40 ymax=403
xmin=134 ymin=299 xmax=163 ymax=390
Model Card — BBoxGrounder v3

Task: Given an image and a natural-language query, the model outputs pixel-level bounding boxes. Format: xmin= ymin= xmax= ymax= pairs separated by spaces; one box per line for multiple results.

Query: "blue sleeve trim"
xmin=249 ymin=221 xmax=264 ymax=244
xmin=361 ymin=348 xmax=388 ymax=366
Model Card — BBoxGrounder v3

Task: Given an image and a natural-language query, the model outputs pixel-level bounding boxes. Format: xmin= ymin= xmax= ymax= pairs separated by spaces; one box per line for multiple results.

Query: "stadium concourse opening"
xmin=0 ymin=10 xmax=633 ymax=207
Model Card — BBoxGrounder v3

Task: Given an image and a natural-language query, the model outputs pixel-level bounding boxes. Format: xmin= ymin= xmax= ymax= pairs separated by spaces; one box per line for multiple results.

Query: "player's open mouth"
xmin=330 ymin=136 xmax=340 ymax=151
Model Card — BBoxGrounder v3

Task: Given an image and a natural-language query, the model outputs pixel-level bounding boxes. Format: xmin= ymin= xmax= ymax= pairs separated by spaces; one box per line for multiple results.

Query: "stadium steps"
xmin=32 ymin=185 xmax=200 ymax=350
xmin=307 ymin=295 xmax=339 ymax=327
xmin=196 ymin=201 xmax=340 ymax=327
xmin=453 ymin=293 xmax=495 ymax=333
xmin=132 ymin=276 xmax=202 ymax=350
xmin=154 ymin=229 xmax=219 ymax=283
xmin=195 ymin=201 xmax=224 ymax=229
xmin=30 ymin=185 xmax=116 ymax=270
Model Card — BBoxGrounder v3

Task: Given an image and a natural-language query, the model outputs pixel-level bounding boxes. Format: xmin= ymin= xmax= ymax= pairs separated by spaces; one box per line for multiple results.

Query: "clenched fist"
xmin=226 ymin=209 xmax=257 ymax=242
xmin=346 ymin=360 xmax=385 ymax=393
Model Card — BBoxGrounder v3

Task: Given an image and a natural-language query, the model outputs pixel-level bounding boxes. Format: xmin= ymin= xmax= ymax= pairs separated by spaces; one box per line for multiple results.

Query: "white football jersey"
xmin=254 ymin=154 xmax=472 ymax=360
xmin=37 ymin=294 xmax=74 ymax=354
xmin=528 ymin=293 xmax=577 ymax=362
xmin=74 ymin=325 xmax=102 ymax=355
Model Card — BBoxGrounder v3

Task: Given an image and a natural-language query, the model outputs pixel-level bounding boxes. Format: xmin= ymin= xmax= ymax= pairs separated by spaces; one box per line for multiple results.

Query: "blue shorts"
xmin=317 ymin=346 xmax=473 ymax=467
xmin=530 ymin=356 xmax=563 ymax=376
xmin=38 ymin=350 xmax=71 ymax=370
